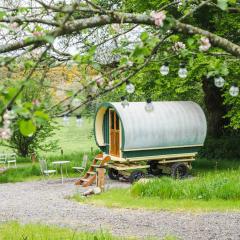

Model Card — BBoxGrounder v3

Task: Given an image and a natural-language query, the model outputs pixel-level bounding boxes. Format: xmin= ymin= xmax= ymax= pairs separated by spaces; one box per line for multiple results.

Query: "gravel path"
xmin=0 ymin=179 xmax=239 ymax=240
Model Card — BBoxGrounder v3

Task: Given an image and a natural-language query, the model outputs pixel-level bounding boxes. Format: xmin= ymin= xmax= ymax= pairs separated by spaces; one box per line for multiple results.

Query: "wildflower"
xmin=95 ymin=76 xmax=104 ymax=87
xmin=0 ymin=128 xmax=11 ymax=140
xmin=91 ymin=86 xmax=98 ymax=94
xmin=33 ymin=31 xmax=43 ymax=37
xmin=9 ymin=22 xmax=19 ymax=30
xmin=199 ymin=37 xmax=211 ymax=52
xmin=108 ymin=81 xmax=114 ymax=88
xmin=3 ymin=120 xmax=11 ymax=128
xmin=32 ymin=99 xmax=40 ymax=107
xmin=151 ymin=11 xmax=166 ymax=27
xmin=127 ymin=61 xmax=133 ymax=67
xmin=3 ymin=111 xmax=10 ymax=121
xmin=172 ymin=41 xmax=186 ymax=52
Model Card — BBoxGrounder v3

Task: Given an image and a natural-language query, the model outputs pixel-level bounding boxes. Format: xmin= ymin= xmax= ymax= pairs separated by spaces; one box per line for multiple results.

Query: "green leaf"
xmin=19 ymin=119 xmax=36 ymax=137
xmin=24 ymin=37 xmax=34 ymax=44
xmin=140 ymin=32 xmax=149 ymax=42
xmin=0 ymin=11 xmax=6 ymax=20
xmin=187 ymin=38 xmax=194 ymax=46
xmin=43 ymin=35 xmax=55 ymax=43
xmin=24 ymin=60 xmax=35 ymax=70
xmin=217 ymin=0 xmax=228 ymax=10
xmin=34 ymin=111 xmax=49 ymax=120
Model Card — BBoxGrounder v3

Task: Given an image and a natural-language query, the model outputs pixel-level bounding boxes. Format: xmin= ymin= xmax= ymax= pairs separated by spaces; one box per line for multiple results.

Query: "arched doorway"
xmin=109 ymin=109 xmax=120 ymax=157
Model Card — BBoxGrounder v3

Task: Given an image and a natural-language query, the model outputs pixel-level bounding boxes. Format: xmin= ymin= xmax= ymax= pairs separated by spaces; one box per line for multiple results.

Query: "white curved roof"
xmin=109 ymin=101 xmax=207 ymax=150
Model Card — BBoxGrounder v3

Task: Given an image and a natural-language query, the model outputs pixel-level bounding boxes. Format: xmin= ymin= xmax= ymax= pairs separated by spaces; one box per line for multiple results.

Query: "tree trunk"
xmin=202 ymin=77 xmax=228 ymax=137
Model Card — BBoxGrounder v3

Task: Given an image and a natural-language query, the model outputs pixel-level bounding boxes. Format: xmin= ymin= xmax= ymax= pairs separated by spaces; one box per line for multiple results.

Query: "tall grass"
xmin=131 ymin=170 xmax=240 ymax=200
xmin=0 ymin=164 xmax=41 ymax=183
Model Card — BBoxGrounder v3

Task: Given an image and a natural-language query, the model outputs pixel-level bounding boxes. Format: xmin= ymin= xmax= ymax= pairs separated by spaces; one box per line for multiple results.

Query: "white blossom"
xmin=199 ymin=37 xmax=211 ymax=52
xmin=172 ymin=41 xmax=186 ymax=52
xmin=151 ymin=11 xmax=166 ymax=27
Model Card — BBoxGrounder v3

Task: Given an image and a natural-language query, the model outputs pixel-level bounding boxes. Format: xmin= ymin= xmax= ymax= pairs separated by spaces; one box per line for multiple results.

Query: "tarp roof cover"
xmin=110 ymin=101 xmax=207 ymax=150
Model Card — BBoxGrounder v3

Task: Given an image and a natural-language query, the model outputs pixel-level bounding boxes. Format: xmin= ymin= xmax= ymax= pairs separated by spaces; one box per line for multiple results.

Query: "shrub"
xmin=0 ymin=164 xmax=41 ymax=183
xmin=199 ymin=136 xmax=240 ymax=159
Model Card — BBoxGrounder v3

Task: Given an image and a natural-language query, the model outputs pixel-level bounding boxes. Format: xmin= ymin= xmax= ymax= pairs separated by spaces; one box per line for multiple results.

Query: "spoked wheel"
xmin=108 ymin=168 xmax=119 ymax=180
xmin=129 ymin=170 xmax=145 ymax=184
xmin=147 ymin=161 xmax=162 ymax=176
xmin=171 ymin=163 xmax=188 ymax=179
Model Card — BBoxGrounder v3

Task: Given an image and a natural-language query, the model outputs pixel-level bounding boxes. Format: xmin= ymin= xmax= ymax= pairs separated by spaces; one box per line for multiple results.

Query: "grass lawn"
xmin=0 ymin=222 xmax=177 ymax=240
xmin=48 ymin=117 xmax=97 ymax=155
xmin=73 ymin=188 xmax=240 ymax=212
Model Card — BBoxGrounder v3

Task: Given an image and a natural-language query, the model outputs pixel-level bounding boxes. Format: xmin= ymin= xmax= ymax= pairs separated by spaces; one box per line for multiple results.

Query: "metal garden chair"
xmin=6 ymin=153 xmax=17 ymax=168
xmin=72 ymin=154 xmax=88 ymax=174
xmin=0 ymin=153 xmax=6 ymax=166
xmin=39 ymin=159 xmax=56 ymax=179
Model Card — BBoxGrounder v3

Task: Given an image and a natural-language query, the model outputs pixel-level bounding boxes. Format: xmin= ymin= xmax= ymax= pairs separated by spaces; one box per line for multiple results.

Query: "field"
xmin=49 ymin=117 xmax=97 ymax=155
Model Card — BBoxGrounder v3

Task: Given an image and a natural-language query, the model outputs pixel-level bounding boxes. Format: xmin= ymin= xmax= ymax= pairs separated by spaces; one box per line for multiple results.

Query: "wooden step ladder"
xmin=75 ymin=153 xmax=110 ymax=187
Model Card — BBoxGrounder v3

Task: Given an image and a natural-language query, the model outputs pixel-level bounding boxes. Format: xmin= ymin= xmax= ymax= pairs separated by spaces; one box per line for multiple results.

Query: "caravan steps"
xmin=75 ymin=154 xmax=110 ymax=187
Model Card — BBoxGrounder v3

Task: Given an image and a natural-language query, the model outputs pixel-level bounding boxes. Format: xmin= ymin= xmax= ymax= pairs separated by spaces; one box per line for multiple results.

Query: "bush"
xmin=131 ymin=170 xmax=240 ymax=200
xmin=0 ymin=164 xmax=41 ymax=183
xmin=199 ymin=136 xmax=240 ymax=159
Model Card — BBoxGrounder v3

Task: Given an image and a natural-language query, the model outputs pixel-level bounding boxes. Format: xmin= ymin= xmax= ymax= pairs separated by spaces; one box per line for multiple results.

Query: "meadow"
xmin=48 ymin=117 xmax=97 ymax=155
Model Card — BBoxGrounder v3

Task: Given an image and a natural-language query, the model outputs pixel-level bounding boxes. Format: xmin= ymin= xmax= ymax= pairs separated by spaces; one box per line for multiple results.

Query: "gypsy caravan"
xmin=76 ymin=101 xmax=207 ymax=186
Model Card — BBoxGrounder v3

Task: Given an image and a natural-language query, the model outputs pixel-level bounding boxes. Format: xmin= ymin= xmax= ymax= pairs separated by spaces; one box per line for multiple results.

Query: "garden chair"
xmin=39 ymin=159 xmax=56 ymax=178
xmin=0 ymin=153 xmax=6 ymax=166
xmin=72 ymin=154 xmax=88 ymax=174
xmin=6 ymin=153 xmax=17 ymax=168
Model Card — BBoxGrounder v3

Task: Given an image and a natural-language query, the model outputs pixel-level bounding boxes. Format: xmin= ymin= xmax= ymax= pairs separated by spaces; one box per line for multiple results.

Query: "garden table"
xmin=52 ymin=160 xmax=70 ymax=184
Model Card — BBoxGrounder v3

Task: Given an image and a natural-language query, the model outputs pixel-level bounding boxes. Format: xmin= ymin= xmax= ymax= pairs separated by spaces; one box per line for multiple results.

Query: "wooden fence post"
xmin=96 ymin=167 xmax=105 ymax=191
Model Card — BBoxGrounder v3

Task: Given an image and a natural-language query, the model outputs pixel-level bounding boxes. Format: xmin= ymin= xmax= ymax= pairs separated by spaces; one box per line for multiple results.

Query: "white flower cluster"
xmin=0 ymin=110 xmax=14 ymax=140
xmin=151 ymin=11 xmax=166 ymax=27
xmin=172 ymin=41 xmax=186 ymax=52
xmin=199 ymin=37 xmax=211 ymax=52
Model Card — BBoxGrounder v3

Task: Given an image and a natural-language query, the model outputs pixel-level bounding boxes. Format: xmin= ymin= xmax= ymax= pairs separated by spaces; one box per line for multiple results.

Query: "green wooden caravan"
xmin=94 ymin=101 xmax=207 ymax=182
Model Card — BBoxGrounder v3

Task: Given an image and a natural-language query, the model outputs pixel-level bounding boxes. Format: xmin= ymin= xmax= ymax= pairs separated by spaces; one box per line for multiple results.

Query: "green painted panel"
xmin=103 ymin=110 xmax=109 ymax=154
xmin=122 ymin=147 xmax=201 ymax=158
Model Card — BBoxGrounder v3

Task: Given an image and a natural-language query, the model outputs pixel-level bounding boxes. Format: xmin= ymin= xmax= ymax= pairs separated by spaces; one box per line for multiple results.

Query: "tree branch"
xmin=175 ymin=21 xmax=240 ymax=58
xmin=0 ymin=11 xmax=239 ymax=58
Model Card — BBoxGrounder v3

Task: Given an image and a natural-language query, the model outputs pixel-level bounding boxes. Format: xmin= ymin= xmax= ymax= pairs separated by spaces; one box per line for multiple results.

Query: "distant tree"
xmin=9 ymin=118 xmax=59 ymax=157
xmin=1 ymin=78 xmax=59 ymax=157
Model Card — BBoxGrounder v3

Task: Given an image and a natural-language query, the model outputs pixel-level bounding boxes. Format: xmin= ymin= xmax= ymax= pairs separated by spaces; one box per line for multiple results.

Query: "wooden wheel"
xmin=108 ymin=168 xmax=119 ymax=180
xmin=147 ymin=161 xmax=162 ymax=176
xmin=129 ymin=170 xmax=145 ymax=184
xmin=171 ymin=163 xmax=188 ymax=179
